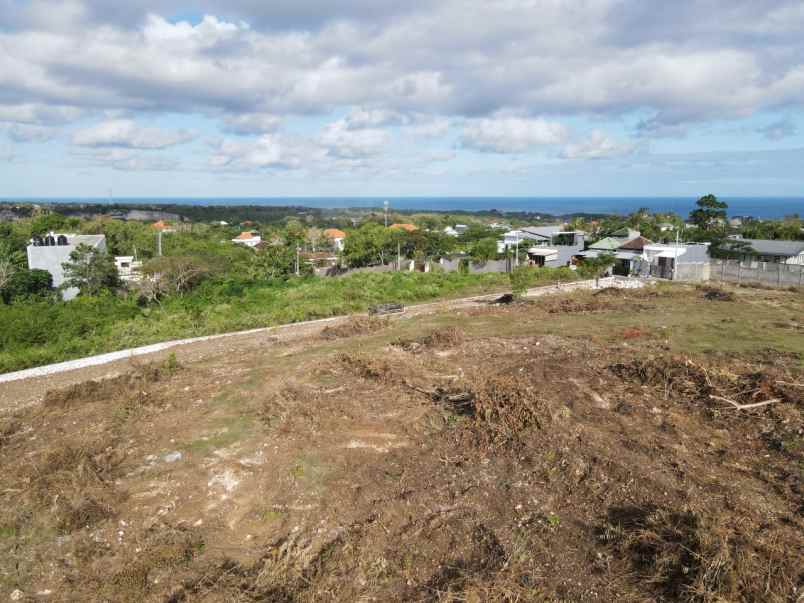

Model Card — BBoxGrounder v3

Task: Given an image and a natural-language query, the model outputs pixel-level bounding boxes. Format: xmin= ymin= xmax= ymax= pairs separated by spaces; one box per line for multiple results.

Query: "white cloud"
xmin=221 ymin=113 xmax=282 ymax=135
xmin=71 ymin=147 xmax=180 ymax=171
xmin=0 ymin=103 xmax=82 ymax=125
xmin=319 ymin=119 xmax=391 ymax=158
xmin=208 ymin=134 xmax=308 ymax=170
xmin=6 ymin=123 xmax=59 ymax=143
xmin=72 ymin=119 xmax=194 ymax=149
xmin=560 ymin=130 xmax=638 ymax=160
xmin=462 ymin=116 xmax=569 ymax=153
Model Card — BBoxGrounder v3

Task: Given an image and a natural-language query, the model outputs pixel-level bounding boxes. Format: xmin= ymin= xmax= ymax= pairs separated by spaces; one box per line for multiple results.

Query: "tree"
xmin=470 ymin=237 xmax=499 ymax=262
xmin=248 ymin=245 xmax=299 ymax=280
xmin=141 ymin=256 xmax=210 ymax=298
xmin=0 ymin=258 xmax=15 ymax=295
xmin=689 ymin=194 xmax=727 ymax=231
xmin=61 ymin=244 xmax=120 ymax=296
xmin=306 ymin=227 xmax=324 ymax=252
xmin=343 ymin=223 xmax=392 ymax=267
xmin=1 ymin=269 xmax=52 ymax=304
xmin=458 ymin=224 xmax=496 ymax=244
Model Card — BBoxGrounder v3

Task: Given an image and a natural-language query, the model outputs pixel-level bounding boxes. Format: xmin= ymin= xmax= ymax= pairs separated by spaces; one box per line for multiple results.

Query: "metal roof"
xmin=743 ymin=239 xmax=804 ymax=257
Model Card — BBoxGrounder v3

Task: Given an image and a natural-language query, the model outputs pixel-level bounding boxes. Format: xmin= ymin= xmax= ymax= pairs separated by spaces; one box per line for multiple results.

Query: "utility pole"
xmin=157 ymin=230 xmax=162 ymax=257
xmin=397 ymin=241 xmax=401 ymax=271
xmin=384 ymin=200 xmax=389 ymax=228
xmin=295 ymin=246 xmax=301 ymax=276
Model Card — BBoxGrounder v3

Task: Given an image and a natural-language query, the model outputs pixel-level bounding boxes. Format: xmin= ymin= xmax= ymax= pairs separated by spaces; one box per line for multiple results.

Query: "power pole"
xmin=295 ymin=246 xmax=301 ymax=276
xmin=384 ymin=200 xmax=389 ymax=228
xmin=157 ymin=230 xmax=162 ymax=257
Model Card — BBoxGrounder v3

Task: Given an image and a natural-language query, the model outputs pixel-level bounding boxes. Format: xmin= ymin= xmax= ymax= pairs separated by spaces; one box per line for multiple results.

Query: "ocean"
xmin=4 ymin=197 xmax=804 ymax=219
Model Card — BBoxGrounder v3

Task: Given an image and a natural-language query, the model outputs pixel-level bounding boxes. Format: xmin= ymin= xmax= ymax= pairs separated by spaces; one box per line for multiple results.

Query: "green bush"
xmin=0 ymin=272 xmax=510 ymax=373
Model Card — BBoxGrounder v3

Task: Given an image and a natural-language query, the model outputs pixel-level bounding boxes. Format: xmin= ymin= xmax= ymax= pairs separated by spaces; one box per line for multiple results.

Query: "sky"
xmin=2 ymin=0 xmax=804 ymax=199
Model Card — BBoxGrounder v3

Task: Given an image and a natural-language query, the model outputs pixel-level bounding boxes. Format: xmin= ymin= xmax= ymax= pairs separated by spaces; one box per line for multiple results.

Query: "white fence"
xmin=708 ymin=259 xmax=804 ymax=288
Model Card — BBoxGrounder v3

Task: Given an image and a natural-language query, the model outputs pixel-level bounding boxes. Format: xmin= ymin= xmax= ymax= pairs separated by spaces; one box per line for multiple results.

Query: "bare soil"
xmin=1 ymin=284 xmax=802 ymax=602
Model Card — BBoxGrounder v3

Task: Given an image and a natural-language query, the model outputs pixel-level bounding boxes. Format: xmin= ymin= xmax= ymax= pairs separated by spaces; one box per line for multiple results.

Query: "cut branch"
xmin=710 ymin=395 xmax=781 ymax=410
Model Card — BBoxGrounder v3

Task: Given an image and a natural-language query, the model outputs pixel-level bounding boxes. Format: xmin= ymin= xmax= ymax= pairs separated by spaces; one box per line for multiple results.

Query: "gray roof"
xmin=520 ymin=225 xmax=564 ymax=238
xmin=743 ymin=239 xmax=804 ymax=257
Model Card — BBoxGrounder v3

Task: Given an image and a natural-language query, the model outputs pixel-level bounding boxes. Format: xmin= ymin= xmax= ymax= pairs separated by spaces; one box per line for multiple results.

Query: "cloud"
xmin=1 ymin=1 xmax=803 ymax=128
xmin=208 ymin=134 xmax=309 ymax=170
xmin=319 ymin=119 xmax=391 ymax=158
xmin=758 ymin=117 xmax=797 ymax=140
xmin=221 ymin=113 xmax=282 ymax=135
xmin=6 ymin=123 xmax=59 ymax=143
xmin=0 ymin=103 xmax=82 ymax=125
xmin=72 ymin=119 xmax=194 ymax=149
xmin=560 ymin=130 xmax=638 ymax=160
xmin=72 ymin=147 xmax=181 ymax=171
xmin=461 ymin=116 xmax=569 ymax=153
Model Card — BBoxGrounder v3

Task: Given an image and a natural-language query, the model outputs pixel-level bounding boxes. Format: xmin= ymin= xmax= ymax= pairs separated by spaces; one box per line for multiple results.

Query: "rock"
xmin=9 ymin=590 xmax=24 ymax=601
xmin=163 ymin=451 xmax=183 ymax=463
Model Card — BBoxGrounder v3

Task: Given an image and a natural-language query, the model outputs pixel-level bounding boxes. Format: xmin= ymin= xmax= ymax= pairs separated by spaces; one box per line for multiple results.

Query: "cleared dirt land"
xmin=1 ymin=283 xmax=802 ymax=601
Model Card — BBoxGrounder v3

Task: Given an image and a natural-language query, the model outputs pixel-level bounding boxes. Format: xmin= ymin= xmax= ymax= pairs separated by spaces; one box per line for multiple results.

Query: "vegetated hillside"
xmin=1 ymin=283 xmax=802 ymax=601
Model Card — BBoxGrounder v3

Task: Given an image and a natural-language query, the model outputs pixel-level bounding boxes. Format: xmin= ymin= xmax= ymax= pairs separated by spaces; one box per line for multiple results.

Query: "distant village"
xmin=5 ymin=200 xmax=803 ymax=301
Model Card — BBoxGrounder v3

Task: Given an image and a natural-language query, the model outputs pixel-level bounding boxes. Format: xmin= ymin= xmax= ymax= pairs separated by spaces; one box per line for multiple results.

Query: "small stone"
xmin=163 ymin=451 xmax=183 ymax=463
xmin=9 ymin=590 xmax=24 ymax=601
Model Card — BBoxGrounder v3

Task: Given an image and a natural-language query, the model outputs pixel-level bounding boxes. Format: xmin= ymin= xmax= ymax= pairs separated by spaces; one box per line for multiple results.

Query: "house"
xmin=499 ymin=225 xmax=585 ymax=253
xmin=443 ymin=226 xmax=459 ymax=237
xmin=115 ymin=256 xmax=143 ymax=282
xmin=612 ymin=236 xmax=653 ymax=276
xmin=658 ymin=223 xmax=676 ymax=232
xmin=499 ymin=225 xmax=585 ymax=268
xmin=232 ymin=231 xmax=262 ymax=247
xmin=323 ymin=228 xmax=347 ymax=251
xmin=454 ymin=224 xmax=469 ymax=235
xmin=389 ymin=223 xmax=418 ymax=232
xmin=151 ymin=220 xmax=175 ymax=233
xmin=583 ymin=236 xmax=629 ymax=256
xmin=26 ymin=233 xmax=107 ymax=300
xmin=643 ymin=243 xmax=711 ymax=279
xmin=736 ymin=239 xmax=804 ymax=265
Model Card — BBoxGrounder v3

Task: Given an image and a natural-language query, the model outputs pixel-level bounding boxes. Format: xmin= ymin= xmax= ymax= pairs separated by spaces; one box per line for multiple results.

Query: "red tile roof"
xmin=323 ymin=228 xmax=346 ymax=239
xmin=619 ymin=236 xmax=653 ymax=251
xmin=389 ymin=223 xmax=418 ymax=232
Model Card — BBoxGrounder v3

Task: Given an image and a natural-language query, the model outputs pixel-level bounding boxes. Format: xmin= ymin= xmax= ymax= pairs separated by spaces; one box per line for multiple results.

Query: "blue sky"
xmin=1 ymin=1 xmax=804 ymax=199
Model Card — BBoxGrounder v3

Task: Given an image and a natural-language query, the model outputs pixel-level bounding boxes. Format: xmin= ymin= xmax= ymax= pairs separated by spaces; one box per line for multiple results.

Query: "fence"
xmin=708 ymin=259 xmax=804 ymax=288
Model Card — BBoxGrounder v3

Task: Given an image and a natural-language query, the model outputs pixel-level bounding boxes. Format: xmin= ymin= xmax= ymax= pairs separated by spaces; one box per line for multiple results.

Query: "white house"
xmin=232 ymin=231 xmax=262 ymax=247
xmin=26 ymin=233 xmax=107 ymax=300
xmin=115 ymin=256 xmax=143 ymax=282
xmin=323 ymin=228 xmax=347 ymax=251
xmin=443 ymin=226 xmax=459 ymax=237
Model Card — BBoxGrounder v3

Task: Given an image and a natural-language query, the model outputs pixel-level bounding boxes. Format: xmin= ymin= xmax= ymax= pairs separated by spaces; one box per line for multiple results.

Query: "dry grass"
xmin=394 ymin=326 xmax=466 ymax=352
xmin=598 ymin=504 xmax=799 ymax=602
xmin=320 ymin=316 xmax=390 ymax=340
xmin=42 ymin=355 xmax=180 ymax=409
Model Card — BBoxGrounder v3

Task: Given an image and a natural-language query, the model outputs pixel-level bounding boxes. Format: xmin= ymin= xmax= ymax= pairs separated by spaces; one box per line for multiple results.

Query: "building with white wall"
xmin=26 ymin=233 xmax=107 ymax=300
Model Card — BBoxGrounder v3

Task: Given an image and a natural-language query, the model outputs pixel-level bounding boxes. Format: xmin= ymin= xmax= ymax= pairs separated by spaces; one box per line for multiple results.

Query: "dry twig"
xmin=709 ymin=395 xmax=781 ymax=410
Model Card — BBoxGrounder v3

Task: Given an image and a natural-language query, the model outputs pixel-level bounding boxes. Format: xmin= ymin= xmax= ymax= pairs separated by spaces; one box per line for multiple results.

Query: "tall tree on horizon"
xmin=689 ymin=194 xmax=728 ymax=231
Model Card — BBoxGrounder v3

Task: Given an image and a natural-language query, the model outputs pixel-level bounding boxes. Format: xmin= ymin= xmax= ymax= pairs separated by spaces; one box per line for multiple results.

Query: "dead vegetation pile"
xmin=597 ymin=504 xmax=799 ymax=602
xmin=609 ymin=355 xmax=802 ymax=411
xmin=320 ymin=316 xmax=389 ymax=340
xmin=393 ymin=326 xmax=465 ymax=352
xmin=42 ymin=354 xmax=180 ymax=409
xmin=699 ymin=285 xmax=736 ymax=301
